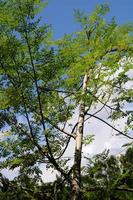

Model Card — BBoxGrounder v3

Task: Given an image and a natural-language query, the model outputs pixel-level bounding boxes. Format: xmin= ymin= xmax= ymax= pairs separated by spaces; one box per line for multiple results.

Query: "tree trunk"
xmin=71 ymin=74 xmax=88 ymax=200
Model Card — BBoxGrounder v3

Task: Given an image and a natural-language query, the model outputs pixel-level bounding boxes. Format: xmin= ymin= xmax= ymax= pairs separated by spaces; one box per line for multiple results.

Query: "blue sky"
xmin=42 ymin=0 xmax=133 ymax=39
xmin=2 ymin=0 xmax=133 ymax=181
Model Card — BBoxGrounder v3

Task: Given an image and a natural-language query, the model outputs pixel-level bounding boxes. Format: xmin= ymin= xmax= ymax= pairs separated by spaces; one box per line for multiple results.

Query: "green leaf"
xmin=83 ymin=135 xmax=95 ymax=146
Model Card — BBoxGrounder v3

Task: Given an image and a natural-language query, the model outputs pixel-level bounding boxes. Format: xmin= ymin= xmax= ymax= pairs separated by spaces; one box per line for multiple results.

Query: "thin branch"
xmin=44 ymin=117 xmax=76 ymax=139
xmin=2 ymin=63 xmax=47 ymax=157
xmin=85 ymin=112 xmax=133 ymax=140
xmin=22 ymin=19 xmax=71 ymax=182
xmin=85 ymin=91 xmax=112 ymax=123
xmin=16 ymin=71 xmax=47 ymax=155
xmin=82 ymin=187 xmax=133 ymax=193
xmin=55 ymin=136 xmax=71 ymax=160
xmin=85 ymin=104 xmax=106 ymax=123
xmin=56 ymin=117 xmax=80 ymax=159
xmin=39 ymin=87 xmax=73 ymax=94
xmin=39 ymin=83 xmax=83 ymax=98
xmin=54 ymin=106 xmax=80 ymax=160
xmin=54 ymin=100 xmax=75 ymax=160
xmin=57 ymin=165 xmax=74 ymax=188
xmin=87 ymin=89 xmax=126 ymax=117
xmin=114 ymin=187 xmax=133 ymax=192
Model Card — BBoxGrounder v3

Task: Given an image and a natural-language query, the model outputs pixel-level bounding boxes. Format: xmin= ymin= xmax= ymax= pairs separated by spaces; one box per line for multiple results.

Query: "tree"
xmin=82 ymin=147 xmax=133 ymax=200
xmin=0 ymin=147 xmax=132 ymax=200
xmin=0 ymin=1 xmax=133 ymax=200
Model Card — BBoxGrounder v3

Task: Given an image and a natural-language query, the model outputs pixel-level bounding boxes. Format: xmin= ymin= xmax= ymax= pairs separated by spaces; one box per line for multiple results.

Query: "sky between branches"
xmin=2 ymin=0 xmax=133 ymax=182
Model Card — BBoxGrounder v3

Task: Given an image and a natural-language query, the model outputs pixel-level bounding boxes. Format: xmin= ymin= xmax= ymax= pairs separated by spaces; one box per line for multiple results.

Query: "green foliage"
xmin=83 ymin=135 xmax=95 ymax=146
xmin=82 ymin=147 xmax=133 ymax=200
xmin=0 ymin=1 xmax=132 ymax=199
xmin=0 ymin=147 xmax=132 ymax=199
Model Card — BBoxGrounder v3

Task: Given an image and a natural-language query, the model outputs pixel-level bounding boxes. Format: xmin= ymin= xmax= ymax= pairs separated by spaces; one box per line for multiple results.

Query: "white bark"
xmin=71 ymin=74 xmax=89 ymax=200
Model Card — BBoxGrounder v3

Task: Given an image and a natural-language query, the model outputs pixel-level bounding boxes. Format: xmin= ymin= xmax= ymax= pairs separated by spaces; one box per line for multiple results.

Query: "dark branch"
xmin=115 ymin=187 xmax=133 ymax=192
xmin=44 ymin=117 xmax=76 ymax=139
xmin=82 ymin=187 xmax=133 ymax=193
xmin=23 ymin=22 xmax=71 ymax=182
xmin=87 ymin=89 xmax=127 ymax=116
xmin=85 ymin=112 xmax=133 ymax=140
xmin=39 ymin=87 xmax=73 ymax=94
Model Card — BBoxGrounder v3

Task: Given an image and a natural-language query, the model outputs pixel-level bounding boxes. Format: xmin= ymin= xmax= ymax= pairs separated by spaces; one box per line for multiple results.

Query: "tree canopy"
xmin=0 ymin=1 xmax=133 ymax=199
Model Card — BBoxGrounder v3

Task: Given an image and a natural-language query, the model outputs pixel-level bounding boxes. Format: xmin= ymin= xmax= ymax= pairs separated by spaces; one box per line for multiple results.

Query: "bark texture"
xmin=71 ymin=74 xmax=88 ymax=200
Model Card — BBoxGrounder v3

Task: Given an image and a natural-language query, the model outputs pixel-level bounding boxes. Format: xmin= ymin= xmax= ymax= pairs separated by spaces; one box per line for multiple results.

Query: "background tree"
xmin=0 ymin=1 xmax=133 ymax=200
xmin=82 ymin=147 xmax=133 ymax=200
xmin=0 ymin=147 xmax=132 ymax=199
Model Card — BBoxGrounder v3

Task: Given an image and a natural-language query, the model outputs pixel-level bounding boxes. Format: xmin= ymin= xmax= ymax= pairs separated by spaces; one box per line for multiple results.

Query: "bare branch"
xmin=85 ymin=104 xmax=106 ymax=123
xmin=87 ymin=89 xmax=127 ymax=117
xmin=85 ymin=112 xmax=133 ymax=140
xmin=39 ymin=87 xmax=73 ymax=94
xmin=39 ymin=83 xmax=83 ymax=98
xmin=85 ymin=91 xmax=112 ymax=122
xmin=44 ymin=117 xmax=76 ymax=139
xmin=82 ymin=187 xmax=133 ymax=193
xmin=115 ymin=187 xmax=133 ymax=192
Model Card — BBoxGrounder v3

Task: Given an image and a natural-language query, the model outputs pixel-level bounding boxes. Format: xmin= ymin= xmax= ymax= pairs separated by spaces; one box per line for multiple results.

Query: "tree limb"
xmin=22 ymin=20 xmax=71 ymax=182
xmin=82 ymin=186 xmax=133 ymax=192
xmin=85 ymin=112 xmax=133 ymax=140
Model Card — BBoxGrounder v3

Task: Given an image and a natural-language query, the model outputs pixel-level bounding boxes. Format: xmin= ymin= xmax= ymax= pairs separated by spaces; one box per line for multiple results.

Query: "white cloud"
xmin=1 ymin=168 xmax=19 ymax=180
xmin=2 ymin=102 xmax=132 ymax=182
xmin=39 ymin=165 xmax=57 ymax=182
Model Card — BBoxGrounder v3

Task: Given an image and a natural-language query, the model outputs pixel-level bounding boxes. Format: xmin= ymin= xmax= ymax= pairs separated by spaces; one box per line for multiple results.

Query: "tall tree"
xmin=0 ymin=1 xmax=133 ymax=200
xmin=56 ymin=4 xmax=133 ymax=199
